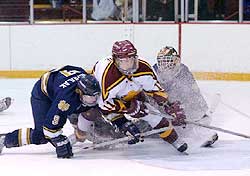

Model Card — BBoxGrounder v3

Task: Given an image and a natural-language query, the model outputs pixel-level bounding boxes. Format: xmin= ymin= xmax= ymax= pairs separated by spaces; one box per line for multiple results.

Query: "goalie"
xmin=152 ymin=46 xmax=218 ymax=147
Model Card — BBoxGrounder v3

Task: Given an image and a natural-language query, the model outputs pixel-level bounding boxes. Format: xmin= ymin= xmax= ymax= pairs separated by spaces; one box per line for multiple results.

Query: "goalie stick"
xmin=73 ymin=126 xmax=172 ymax=153
xmin=206 ymin=93 xmax=221 ymax=116
xmin=148 ymin=109 xmax=250 ymax=139
xmin=220 ymin=101 xmax=250 ymax=119
xmin=203 ymin=91 xmax=250 ymax=119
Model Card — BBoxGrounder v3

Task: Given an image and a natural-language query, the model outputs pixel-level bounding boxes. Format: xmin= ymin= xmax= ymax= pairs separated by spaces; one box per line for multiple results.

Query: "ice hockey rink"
xmin=0 ymin=78 xmax=250 ymax=176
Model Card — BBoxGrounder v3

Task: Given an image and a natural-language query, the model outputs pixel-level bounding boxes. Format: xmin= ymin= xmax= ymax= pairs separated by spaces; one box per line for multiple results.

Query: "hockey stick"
xmin=148 ymin=109 xmax=250 ymax=139
xmin=220 ymin=101 xmax=250 ymax=119
xmin=186 ymin=120 xmax=250 ymax=139
xmin=205 ymin=93 xmax=221 ymax=116
xmin=73 ymin=126 xmax=171 ymax=153
xmin=203 ymin=91 xmax=250 ymax=119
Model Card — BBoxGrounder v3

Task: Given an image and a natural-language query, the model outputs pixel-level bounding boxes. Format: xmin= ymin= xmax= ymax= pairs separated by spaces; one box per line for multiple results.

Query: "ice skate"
xmin=201 ymin=133 xmax=218 ymax=147
xmin=171 ymin=138 xmax=188 ymax=153
xmin=0 ymin=97 xmax=12 ymax=112
xmin=0 ymin=135 xmax=5 ymax=154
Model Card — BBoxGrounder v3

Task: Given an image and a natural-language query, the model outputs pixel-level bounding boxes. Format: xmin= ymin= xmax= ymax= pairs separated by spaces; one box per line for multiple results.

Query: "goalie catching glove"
xmin=163 ymin=101 xmax=186 ymax=126
xmin=120 ymin=121 xmax=144 ymax=145
xmin=51 ymin=135 xmax=73 ymax=158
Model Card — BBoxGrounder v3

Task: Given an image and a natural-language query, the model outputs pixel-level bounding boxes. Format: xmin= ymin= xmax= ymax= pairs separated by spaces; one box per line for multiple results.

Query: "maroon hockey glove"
xmin=125 ymin=99 xmax=148 ymax=118
xmin=164 ymin=101 xmax=186 ymax=126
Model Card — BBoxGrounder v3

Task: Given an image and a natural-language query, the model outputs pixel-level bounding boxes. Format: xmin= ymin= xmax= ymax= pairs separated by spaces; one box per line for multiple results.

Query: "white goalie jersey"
xmin=153 ymin=63 xmax=219 ymax=146
xmin=153 ymin=63 xmax=209 ymax=122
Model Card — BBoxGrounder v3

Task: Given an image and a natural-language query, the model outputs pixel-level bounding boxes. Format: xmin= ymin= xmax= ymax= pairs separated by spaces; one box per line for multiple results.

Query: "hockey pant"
xmin=174 ymin=114 xmax=216 ymax=146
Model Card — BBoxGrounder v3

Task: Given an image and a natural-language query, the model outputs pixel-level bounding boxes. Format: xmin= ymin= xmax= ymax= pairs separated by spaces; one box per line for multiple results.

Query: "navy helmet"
xmin=77 ymin=74 xmax=101 ymax=106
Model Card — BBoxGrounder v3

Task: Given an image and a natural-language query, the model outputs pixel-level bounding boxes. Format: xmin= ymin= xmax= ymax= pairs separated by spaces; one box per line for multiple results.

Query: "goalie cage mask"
xmin=157 ymin=46 xmax=181 ymax=71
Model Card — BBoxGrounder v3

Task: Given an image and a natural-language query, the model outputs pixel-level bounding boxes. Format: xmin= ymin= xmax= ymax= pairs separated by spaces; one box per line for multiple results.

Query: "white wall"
xmin=0 ymin=24 xmax=179 ymax=70
xmin=182 ymin=24 xmax=250 ymax=72
xmin=10 ymin=24 xmax=133 ymax=70
xmin=0 ymin=26 xmax=10 ymax=70
xmin=133 ymin=24 xmax=178 ymax=65
xmin=1 ymin=23 xmax=250 ymax=73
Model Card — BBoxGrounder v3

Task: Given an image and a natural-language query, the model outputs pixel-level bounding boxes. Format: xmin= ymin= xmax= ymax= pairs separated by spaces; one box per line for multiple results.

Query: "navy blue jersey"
xmin=31 ymin=65 xmax=94 ymax=138
xmin=3 ymin=65 xmax=100 ymax=149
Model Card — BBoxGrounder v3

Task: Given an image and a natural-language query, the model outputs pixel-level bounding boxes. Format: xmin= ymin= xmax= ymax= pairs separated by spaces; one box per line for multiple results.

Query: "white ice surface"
xmin=0 ymin=79 xmax=250 ymax=176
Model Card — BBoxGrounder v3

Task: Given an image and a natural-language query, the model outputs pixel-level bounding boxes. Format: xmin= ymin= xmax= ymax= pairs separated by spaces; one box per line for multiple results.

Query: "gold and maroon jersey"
xmin=93 ymin=57 xmax=167 ymax=114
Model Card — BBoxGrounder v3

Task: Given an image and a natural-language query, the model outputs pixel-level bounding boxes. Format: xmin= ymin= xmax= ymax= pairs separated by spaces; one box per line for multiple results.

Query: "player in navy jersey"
xmin=0 ymin=65 xmax=101 ymax=158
